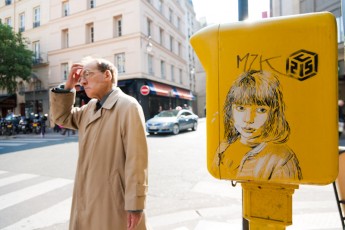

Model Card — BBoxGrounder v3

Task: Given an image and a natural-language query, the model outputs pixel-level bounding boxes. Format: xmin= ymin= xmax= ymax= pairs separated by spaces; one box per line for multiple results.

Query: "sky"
xmin=192 ymin=0 xmax=270 ymax=24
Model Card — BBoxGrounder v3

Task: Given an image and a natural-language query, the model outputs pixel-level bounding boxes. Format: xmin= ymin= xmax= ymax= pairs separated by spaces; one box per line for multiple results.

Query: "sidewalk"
xmin=147 ymin=183 xmax=342 ymax=230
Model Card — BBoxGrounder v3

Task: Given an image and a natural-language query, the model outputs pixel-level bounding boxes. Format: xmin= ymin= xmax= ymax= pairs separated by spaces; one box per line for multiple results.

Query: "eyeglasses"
xmin=79 ymin=70 xmax=100 ymax=82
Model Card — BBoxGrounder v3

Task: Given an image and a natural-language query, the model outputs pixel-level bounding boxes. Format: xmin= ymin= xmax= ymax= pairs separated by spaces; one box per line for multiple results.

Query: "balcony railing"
xmin=32 ymin=53 xmax=48 ymax=66
xmin=33 ymin=21 xmax=40 ymax=28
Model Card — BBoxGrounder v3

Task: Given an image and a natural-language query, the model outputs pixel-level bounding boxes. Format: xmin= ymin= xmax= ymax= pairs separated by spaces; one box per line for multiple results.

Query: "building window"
xmin=33 ymin=6 xmax=40 ymax=28
xmin=32 ymin=41 xmax=40 ymax=64
xmin=160 ymin=60 xmax=165 ymax=79
xmin=62 ymin=63 xmax=69 ymax=80
xmin=177 ymin=17 xmax=181 ymax=30
xmin=5 ymin=17 xmax=12 ymax=27
xmin=90 ymin=26 xmax=94 ymax=42
xmin=171 ymin=65 xmax=174 ymax=82
xmin=62 ymin=29 xmax=69 ymax=48
xmin=34 ymin=81 xmax=42 ymax=91
xmin=88 ymin=0 xmax=95 ymax=9
xmin=18 ymin=82 xmax=25 ymax=94
xmin=179 ymin=68 xmax=182 ymax=84
xmin=169 ymin=35 xmax=173 ymax=52
xmin=113 ymin=15 xmax=122 ymax=37
xmin=115 ymin=53 xmax=126 ymax=74
xmin=19 ymin=13 xmax=25 ymax=32
xmin=147 ymin=18 xmax=152 ymax=37
xmin=5 ymin=0 xmax=11 ymax=6
xmin=158 ymin=0 xmax=163 ymax=13
xmin=62 ymin=1 xmax=69 ymax=17
xmin=169 ymin=8 xmax=173 ymax=23
xmin=86 ymin=23 xmax=94 ymax=43
xmin=148 ymin=54 xmax=154 ymax=75
xmin=159 ymin=28 xmax=164 ymax=45
xmin=177 ymin=42 xmax=181 ymax=56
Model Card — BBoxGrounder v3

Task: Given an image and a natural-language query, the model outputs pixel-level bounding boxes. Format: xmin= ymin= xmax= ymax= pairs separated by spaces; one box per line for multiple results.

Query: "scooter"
xmin=18 ymin=117 xmax=32 ymax=134
xmin=32 ymin=114 xmax=41 ymax=134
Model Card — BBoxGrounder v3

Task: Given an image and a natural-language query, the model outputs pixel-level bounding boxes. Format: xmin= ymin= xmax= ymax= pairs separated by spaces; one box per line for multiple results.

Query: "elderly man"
xmin=50 ymin=58 xmax=149 ymax=230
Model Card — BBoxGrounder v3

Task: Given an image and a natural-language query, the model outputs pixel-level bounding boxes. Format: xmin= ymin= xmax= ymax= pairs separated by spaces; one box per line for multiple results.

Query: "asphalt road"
xmin=0 ymin=119 xmax=343 ymax=230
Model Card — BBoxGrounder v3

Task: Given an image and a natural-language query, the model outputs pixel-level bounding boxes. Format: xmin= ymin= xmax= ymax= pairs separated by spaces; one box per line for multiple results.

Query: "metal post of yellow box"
xmin=190 ymin=12 xmax=338 ymax=230
xmin=242 ymin=183 xmax=298 ymax=229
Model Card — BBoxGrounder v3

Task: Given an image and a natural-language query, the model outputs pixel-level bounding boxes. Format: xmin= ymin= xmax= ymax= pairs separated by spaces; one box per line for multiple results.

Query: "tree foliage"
xmin=0 ymin=22 xmax=33 ymax=94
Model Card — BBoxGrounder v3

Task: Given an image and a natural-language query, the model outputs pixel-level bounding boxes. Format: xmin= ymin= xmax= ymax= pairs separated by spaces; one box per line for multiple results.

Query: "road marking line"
xmin=15 ymin=138 xmax=63 ymax=141
xmin=289 ymin=212 xmax=341 ymax=229
xmin=0 ymin=139 xmax=65 ymax=147
xmin=1 ymin=197 xmax=72 ymax=230
xmin=0 ymin=143 xmax=26 ymax=147
xmin=0 ymin=178 xmax=73 ymax=211
xmin=0 ymin=174 xmax=39 ymax=188
xmin=195 ymin=220 xmax=242 ymax=230
xmin=1 ymin=140 xmax=46 ymax=143
xmin=149 ymin=210 xmax=200 ymax=227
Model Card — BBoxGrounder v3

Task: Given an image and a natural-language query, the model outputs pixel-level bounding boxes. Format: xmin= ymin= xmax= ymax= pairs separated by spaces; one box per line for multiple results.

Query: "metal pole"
xmin=238 ymin=0 xmax=248 ymax=21
xmin=238 ymin=1 xmax=249 ymax=228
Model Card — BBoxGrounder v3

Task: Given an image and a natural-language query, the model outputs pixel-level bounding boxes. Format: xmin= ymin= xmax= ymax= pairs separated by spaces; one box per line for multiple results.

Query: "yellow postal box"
xmin=190 ymin=12 xmax=338 ymax=185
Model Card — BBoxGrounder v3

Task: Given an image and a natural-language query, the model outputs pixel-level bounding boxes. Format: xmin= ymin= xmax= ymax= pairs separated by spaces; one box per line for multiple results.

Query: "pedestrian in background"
xmin=339 ymin=99 xmax=345 ymax=137
xmin=40 ymin=113 xmax=48 ymax=138
xmin=50 ymin=57 xmax=149 ymax=230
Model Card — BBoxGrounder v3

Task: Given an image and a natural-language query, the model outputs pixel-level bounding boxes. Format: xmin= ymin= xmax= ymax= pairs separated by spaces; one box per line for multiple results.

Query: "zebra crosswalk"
xmin=0 ymin=170 xmax=73 ymax=230
xmin=0 ymin=169 xmax=342 ymax=230
xmin=0 ymin=136 xmax=77 ymax=154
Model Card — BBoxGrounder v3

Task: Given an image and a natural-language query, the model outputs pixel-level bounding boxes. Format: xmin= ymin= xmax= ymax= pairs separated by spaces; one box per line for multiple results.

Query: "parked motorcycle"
xmin=0 ymin=118 xmax=5 ymax=135
xmin=3 ymin=119 xmax=14 ymax=135
xmin=18 ymin=116 xmax=32 ymax=134
xmin=32 ymin=114 xmax=41 ymax=134
xmin=2 ymin=114 xmax=20 ymax=136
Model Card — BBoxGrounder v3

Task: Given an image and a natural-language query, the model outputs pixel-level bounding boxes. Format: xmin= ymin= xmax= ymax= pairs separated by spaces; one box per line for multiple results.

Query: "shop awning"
xmin=0 ymin=94 xmax=17 ymax=107
xmin=173 ymin=87 xmax=195 ymax=100
xmin=117 ymin=80 xmax=133 ymax=87
xmin=147 ymin=81 xmax=195 ymax=100
xmin=147 ymin=81 xmax=174 ymax=97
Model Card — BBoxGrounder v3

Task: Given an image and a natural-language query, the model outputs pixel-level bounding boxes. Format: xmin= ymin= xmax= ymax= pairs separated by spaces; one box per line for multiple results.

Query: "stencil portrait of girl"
xmin=213 ymin=70 xmax=302 ymax=182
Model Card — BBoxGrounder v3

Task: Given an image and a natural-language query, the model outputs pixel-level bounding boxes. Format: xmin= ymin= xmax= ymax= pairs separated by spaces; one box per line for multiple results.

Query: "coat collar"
xmin=87 ymin=87 xmax=122 ymax=125
xmin=102 ymin=87 xmax=122 ymax=110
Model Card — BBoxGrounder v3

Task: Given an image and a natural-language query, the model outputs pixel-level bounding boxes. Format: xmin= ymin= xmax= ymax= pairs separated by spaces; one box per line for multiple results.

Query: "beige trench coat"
xmin=50 ymin=88 xmax=148 ymax=230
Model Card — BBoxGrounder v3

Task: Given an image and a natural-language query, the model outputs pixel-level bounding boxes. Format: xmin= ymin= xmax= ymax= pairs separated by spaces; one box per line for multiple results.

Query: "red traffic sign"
xmin=140 ymin=85 xmax=150 ymax=96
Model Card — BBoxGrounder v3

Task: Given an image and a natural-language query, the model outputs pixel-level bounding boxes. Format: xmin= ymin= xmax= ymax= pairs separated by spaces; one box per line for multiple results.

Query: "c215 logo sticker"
xmin=286 ymin=49 xmax=318 ymax=81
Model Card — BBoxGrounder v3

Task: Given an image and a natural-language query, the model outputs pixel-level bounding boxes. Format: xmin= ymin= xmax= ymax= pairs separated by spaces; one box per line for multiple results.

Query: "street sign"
xmin=140 ymin=85 xmax=150 ymax=96
xmin=190 ymin=12 xmax=338 ymax=185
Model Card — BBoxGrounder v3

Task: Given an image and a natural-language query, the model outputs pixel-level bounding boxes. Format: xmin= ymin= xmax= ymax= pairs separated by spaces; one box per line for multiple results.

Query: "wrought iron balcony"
xmin=32 ymin=53 xmax=48 ymax=66
xmin=33 ymin=21 xmax=40 ymax=28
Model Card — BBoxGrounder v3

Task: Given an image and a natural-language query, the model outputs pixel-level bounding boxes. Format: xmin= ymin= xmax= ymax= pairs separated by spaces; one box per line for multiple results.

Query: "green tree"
xmin=0 ymin=22 xmax=33 ymax=94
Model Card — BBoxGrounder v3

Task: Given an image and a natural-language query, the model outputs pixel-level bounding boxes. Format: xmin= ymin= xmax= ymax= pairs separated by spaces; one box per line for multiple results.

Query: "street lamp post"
xmin=238 ymin=1 xmax=249 ymax=229
xmin=146 ymin=36 xmax=153 ymax=53
xmin=190 ymin=66 xmax=195 ymax=92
